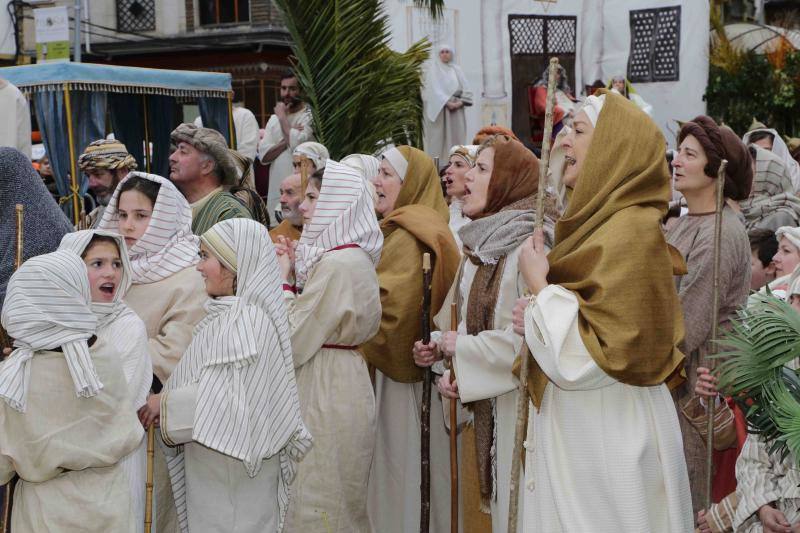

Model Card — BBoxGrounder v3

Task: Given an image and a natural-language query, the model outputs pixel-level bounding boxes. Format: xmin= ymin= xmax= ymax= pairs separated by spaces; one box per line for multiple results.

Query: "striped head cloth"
xmin=58 ymin=230 xmax=133 ymax=329
xmin=295 ymin=160 xmax=383 ymax=287
xmin=293 ymin=141 xmax=330 ymax=171
xmin=448 ymin=144 xmax=479 ymax=167
xmin=97 ymin=172 xmax=200 ymax=284
xmin=165 ymin=218 xmax=312 ymax=531
xmin=78 ymin=139 xmax=138 ymax=172
xmin=341 ymin=153 xmax=380 ymax=182
xmin=0 ymin=251 xmax=102 ymax=412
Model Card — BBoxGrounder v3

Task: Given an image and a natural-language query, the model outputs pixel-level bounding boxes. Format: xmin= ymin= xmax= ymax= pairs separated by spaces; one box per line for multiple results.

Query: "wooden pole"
xmin=64 ymin=84 xmax=81 ymax=226
xmin=227 ymin=92 xmax=237 ymax=150
xmin=143 ymin=95 xmax=151 ymax=174
xmin=507 ymin=56 xmax=559 ymax=533
xmin=144 ymin=424 xmax=155 ymax=533
xmin=420 ymin=252 xmax=433 ymax=533
xmin=448 ymin=301 xmax=458 ymax=533
xmin=0 ymin=205 xmax=23 ymax=533
xmin=705 ymin=159 xmax=728 ymax=510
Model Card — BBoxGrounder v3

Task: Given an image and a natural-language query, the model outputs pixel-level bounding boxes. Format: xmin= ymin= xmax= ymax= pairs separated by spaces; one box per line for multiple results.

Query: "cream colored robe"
xmin=444 ymin=246 xmax=526 ymax=532
xmin=734 ymin=434 xmax=800 ymax=532
xmin=125 ymin=266 xmax=208 ymax=384
xmin=125 ymin=265 xmax=207 ymax=533
xmin=0 ymin=80 xmax=31 ymax=158
xmin=283 ymin=247 xmax=380 ymax=533
xmin=0 ymin=335 xmax=143 ymax=533
xmin=522 ymin=284 xmax=693 ymax=532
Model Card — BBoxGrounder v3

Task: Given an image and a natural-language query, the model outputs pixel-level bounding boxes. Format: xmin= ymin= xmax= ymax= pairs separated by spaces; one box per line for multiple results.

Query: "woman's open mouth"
xmin=99 ymin=283 xmax=115 ymax=296
xmin=564 ymin=156 xmax=577 ymax=166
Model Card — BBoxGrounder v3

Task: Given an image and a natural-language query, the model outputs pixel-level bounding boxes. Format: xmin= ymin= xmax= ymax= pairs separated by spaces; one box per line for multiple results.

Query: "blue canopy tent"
xmin=0 ymin=62 xmax=234 ymax=225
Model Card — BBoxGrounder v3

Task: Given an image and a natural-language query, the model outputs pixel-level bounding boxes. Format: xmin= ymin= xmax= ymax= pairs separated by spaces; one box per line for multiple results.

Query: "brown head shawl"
xmin=527 ymin=90 xmax=686 ymax=407
xmin=458 ymin=135 xmax=556 ymax=509
xmin=362 ymin=146 xmax=460 ymax=382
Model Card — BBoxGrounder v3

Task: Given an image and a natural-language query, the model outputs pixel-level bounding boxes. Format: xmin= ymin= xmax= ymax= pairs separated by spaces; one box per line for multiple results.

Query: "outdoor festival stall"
xmin=0 ymin=62 xmax=234 ymax=224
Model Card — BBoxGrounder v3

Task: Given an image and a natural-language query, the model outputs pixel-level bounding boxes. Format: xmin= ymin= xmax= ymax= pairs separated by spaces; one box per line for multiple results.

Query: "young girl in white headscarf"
xmin=423 ymin=44 xmax=473 ymax=163
xmin=144 ymin=218 xmax=312 ymax=533
xmin=97 ymin=171 xmax=207 ymax=532
xmin=275 ymin=160 xmax=383 ymax=532
xmin=58 ymin=229 xmax=153 ymax=533
xmin=0 ymin=250 xmax=143 ymax=532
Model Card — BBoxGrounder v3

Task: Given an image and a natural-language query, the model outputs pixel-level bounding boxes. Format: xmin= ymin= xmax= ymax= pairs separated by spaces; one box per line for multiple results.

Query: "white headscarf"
xmin=777 ymin=226 xmax=800 ymax=251
xmin=448 ymin=144 xmax=479 ymax=167
xmin=422 ymin=43 xmax=470 ymax=123
xmin=295 ymin=160 xmax=383 ymax=287
xmin=0 ymin=251 xmax=102 ymax=412
xmin=579 ymin=94 xmax=607 ymax=127
xmin=382 ymin=147 xmax=409 ymax=181
xmin=97 ymin=172 xmax=200 ymax=284
xmin=743 ymin=128 xmax=800 ymax=192
xmin=293 ymin=141 xmax=330 ymax=171
xmin=341 ymin=153 xmax=381 ymax=182
xmin=166 ymin=218 xmax=312 ymax=532
xmin=58 ymin=230 xmax=133 ymax=329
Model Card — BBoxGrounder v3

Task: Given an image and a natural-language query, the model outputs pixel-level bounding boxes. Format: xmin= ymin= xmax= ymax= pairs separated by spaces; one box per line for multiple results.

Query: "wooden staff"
xmin=507 ymin=56 xmax=559 ymax=533
xmin=705 ymin=159 xmax=728 ymax=510
xmin=420 ymin=252 xmax=433 ymax=533
xmin=447 ymin=301 xmax=458 ymax=533
xmin=145 ymin=424 xmax=156 ymax=533
xmin=1 ymin=205 xmax=24 ymax=533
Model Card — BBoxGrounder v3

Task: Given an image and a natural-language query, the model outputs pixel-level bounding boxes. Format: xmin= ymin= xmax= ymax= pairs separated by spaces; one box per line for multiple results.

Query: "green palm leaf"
xmin=413 ymin=0 xmax=445 ymax=18
xmin=273 ymin=0 xmax=431 ymax=159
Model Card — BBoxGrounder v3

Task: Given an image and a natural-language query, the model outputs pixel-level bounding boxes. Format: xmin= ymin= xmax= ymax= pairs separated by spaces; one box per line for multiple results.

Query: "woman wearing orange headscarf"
xmin=512 ymin=92 xmax=692 ymax=531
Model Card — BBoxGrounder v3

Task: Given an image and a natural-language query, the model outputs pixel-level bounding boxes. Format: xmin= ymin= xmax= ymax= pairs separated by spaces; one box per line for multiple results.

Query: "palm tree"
xmin=273 ymin=0 xmax=433 ymax=159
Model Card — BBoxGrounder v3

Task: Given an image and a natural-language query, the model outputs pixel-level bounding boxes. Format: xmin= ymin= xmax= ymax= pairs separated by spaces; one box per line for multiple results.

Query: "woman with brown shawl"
xmin=415 ymin=135 xmax=556 ymax=531
xmin=512 ymin=92 xmax=693 ymax=531
xmin=364 ymin=145 xmax=460 ymax=533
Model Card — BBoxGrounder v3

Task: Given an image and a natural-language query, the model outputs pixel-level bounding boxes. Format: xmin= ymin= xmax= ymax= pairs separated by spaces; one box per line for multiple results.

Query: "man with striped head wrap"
xmin=78 ymin=139 xmax=138 ymax=227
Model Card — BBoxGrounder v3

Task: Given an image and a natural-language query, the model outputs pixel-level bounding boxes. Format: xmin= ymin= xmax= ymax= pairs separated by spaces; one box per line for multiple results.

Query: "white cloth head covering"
xmin=382 ymin=147 xmax=409 ymax=181
xmin=422 ymin=43 xmax=470 ymax=122
xmin=293 ymin=141 xmax=330 ymax=171
xmin=448 ymin=144 xmax=479 ymax=167
xmin=295 ymin=160 xmax=383 ymax=287
xmin=165 ymin=218 xmax=312 ymax=532
xmin=0 ymin=251 xmax=102 ymax=412
xmin=579 ymin=94 xmax=607 ymax=127
xmin=341 ymin=153 xmax=381 ymax=182
xmin=777 ymin=225 xmax=800 ymax=251
xmin=97 ymin=172 xmax=200 ymax=284
xmin=58 ymin=230 xmax=133 ymax=329
xmin=743 ymin=127 xmax=800 ymax=192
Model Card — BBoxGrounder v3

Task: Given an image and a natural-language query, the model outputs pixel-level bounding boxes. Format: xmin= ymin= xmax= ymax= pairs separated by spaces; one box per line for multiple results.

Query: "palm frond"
xmin=273 ymin=0 xmax=430 ymax=159
xmin=413 ymin=0 xmax=445 ymax=19
xmin=716 ymin=292 xmax=800 ymax=461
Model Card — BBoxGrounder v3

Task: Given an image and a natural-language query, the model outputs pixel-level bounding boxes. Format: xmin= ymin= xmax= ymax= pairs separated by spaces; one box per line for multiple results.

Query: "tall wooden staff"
xmin=507 ymin=57 xmax=559 ymax=533
xmin=447 ymin=302 xmax=458 ymax=533
xmin=420 ymin=252 xmax=433 ymax=533
xmin=1 ymin=205 xmax=24 ymax=533
xmin=705 ymin=159 xmax=728 ymax=510
xmin=145 ymin=424 xmax=155 ymax=533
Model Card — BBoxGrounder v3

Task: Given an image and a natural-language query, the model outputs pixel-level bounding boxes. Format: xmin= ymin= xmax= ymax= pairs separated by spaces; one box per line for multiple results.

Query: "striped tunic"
xmin=191 ymin=191 xmax=252 ymax=235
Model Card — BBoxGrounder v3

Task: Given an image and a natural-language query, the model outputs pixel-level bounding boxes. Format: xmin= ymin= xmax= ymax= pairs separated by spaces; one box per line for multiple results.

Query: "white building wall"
xmin=384 ymin=0 xmax=708 ymax=147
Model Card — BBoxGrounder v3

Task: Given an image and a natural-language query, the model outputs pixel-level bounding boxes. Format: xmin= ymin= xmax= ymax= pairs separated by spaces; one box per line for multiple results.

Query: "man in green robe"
xmin=169 ymin=123 xmax=252 ymax=234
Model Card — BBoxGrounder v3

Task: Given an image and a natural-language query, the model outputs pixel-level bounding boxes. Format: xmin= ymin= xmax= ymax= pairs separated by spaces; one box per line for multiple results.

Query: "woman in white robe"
xmin=276 ymin=160 xmax=382 ymax=532
xmin=58 ymin=229 xmax=153 ymax=533
xmin=423 ymin=44 xmax=473 ymax=163
xmin=0 ymin=251 xmax=143 ymax=532
xmin=513 ymin=92 xmax=692 ymax=532
xmin=146 ymin=218 xmax=312 ymax=533
xmin=98 ymin=171 xmax=207 ymax=532
xmin=416 ymin=134 xmax=555 ymax=531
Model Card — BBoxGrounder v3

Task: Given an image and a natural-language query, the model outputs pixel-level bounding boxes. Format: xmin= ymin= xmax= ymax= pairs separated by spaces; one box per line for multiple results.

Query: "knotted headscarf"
xmin=0 ymin=251 xmax=102 ymax=412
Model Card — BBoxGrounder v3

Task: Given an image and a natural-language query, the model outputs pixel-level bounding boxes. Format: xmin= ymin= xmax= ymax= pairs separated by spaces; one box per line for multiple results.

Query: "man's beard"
xmin=95 ymin=189 xmax=112 ymax=206
xmin=282 ymin=205 xmax=302 ymax=226
xmin=283 ymin=96 xmax=302 ymax=109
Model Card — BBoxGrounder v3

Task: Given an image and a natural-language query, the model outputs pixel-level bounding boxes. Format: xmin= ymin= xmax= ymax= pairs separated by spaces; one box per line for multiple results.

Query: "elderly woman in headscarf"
xmin=274 ymin=160 xmax=382 ymax=532
xmin=667 ymin=115 xmax=752 ymax=513
xmin=415 ymin=135 xmax=556 ymax=531
xmin=743 ymin=121 xmax=800 ymax=193
xmin=512 ymin=92 xmax=693 ymax=531
xmin=58 ymin=230 xmax=152 ymax=533
xmin=147 ymin=218 xmax=312 ymax=533
xmin=364 ymin=145 xmax=460 ymax=533
xmin=423 ymin=44 xmax=473 ymax=163
xmin=443 ymin=144 xmax=478 ymax=249
xmin=740 ymin=144 xmax=800 ymax=232
xmin=0 ymin=147 xmax=72 ymax=310
xmin=0 ymin=251 xmax=143 ymax=532
xmin=98 ymin=171 xmax=207 ymax=532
